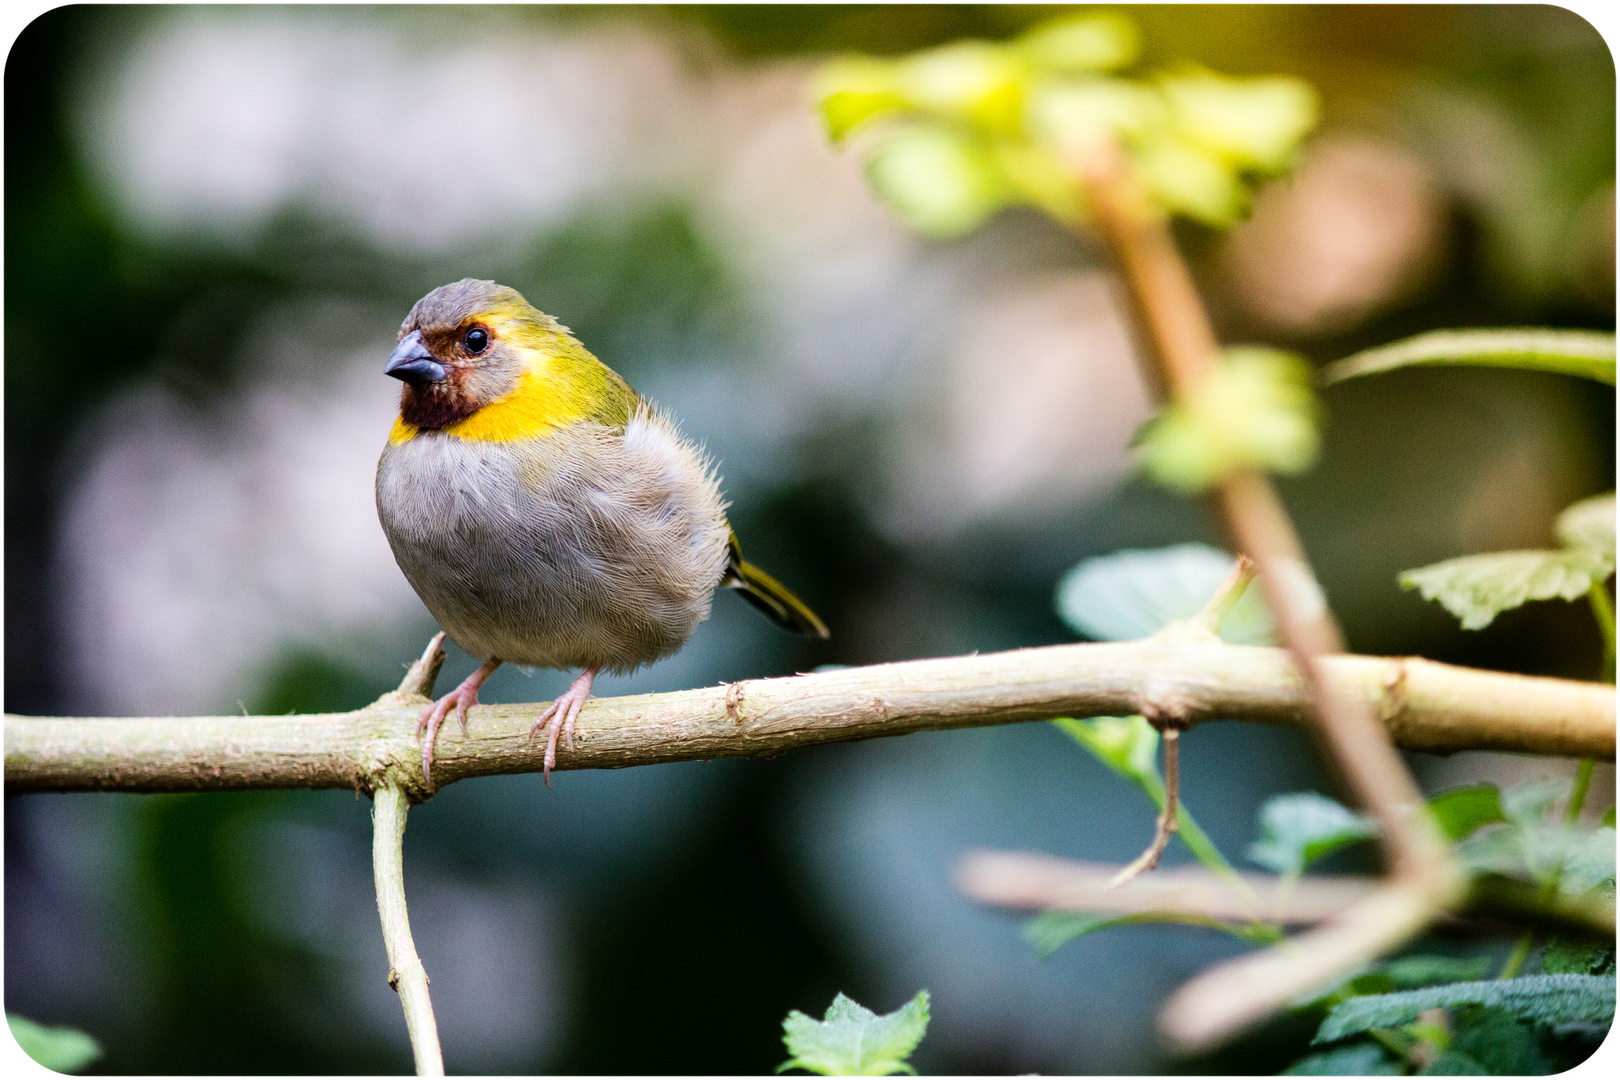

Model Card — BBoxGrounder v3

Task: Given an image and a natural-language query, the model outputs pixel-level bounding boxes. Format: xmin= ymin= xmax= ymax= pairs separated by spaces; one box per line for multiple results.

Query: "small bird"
xmin=376 ymin=279 xmax=828 ymax=785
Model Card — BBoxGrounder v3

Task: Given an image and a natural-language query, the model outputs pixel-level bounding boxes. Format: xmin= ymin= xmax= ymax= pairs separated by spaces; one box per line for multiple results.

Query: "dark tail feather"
xmin=723 ymin=535 xmax=829 ymax=638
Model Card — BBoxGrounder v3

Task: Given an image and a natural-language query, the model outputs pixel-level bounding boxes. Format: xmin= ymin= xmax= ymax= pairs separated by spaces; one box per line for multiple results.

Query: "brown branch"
xmin=957 ymin=850 xmax=1616 ymax=949
xmin=1073 ymin=141 xmax=1463 ymax=1050
xmin=6 ymin=641 xmax=1611 ymax=800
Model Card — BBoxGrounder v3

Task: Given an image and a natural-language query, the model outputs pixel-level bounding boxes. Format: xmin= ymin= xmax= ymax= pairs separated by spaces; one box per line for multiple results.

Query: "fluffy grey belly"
xmin=375 ymin=413 xmax=731 ymax=672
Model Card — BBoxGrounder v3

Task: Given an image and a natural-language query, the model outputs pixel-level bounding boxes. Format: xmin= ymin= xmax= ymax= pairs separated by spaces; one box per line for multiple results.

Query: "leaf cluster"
xmin=814 ymin=11 xmax=1317 ymax=237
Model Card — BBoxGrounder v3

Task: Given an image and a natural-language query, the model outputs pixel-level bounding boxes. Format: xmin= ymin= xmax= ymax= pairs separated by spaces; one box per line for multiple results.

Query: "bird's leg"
xmin=418 ymin=658 xmax=501 ymax=784
xmin=532 ymin=667 xmax=597 ymax=788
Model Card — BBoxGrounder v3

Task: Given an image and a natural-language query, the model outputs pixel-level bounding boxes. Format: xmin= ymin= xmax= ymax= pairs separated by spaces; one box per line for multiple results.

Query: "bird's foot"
xmin=533 ymin=668 xmax=597 ymax=788
xmin=418 ymin=658 xmax=501 ymax=784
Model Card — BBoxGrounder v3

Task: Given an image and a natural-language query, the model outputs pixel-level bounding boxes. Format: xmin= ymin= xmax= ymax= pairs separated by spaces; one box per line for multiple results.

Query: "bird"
xmin=375 ymin=278 xmax=828 ymax=786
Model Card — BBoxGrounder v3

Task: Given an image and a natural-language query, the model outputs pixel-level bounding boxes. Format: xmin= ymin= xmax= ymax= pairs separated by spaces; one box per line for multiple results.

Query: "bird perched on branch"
xmin=376 ymin=279 xmax=828 ymax=785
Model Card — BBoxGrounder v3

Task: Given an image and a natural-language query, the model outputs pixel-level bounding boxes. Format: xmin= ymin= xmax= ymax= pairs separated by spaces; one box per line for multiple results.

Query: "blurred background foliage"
xmin=4 ymin=4 xmax=1613 ymax=1074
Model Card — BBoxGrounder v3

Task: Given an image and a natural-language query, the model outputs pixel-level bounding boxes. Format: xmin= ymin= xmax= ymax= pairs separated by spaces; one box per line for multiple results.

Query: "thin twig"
xmin=372 ymin=782 xmax=444 ymax=1077
xmin=1111 ymin=728 xmax=1181 ymax=888
xmin=6 ymin=643 xmax=1612 ymax=797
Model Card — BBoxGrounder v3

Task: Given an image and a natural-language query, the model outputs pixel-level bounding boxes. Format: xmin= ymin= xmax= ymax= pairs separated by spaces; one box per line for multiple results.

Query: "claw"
xmin=418 ymin=658 xmax=501 ymax=785
xmin=533 ymin=668 xmax=597 ymax=788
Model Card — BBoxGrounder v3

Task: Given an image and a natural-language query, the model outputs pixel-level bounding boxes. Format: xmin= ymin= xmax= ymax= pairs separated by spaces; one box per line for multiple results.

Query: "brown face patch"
xmin=399 ymin=378 xmax=481 ymax=429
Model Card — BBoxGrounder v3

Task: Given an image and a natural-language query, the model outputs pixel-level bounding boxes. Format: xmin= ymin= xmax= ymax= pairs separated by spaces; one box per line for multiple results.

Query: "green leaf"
xmin=896 ymin=41 xmax=1026 ymax=132
xmin=1016 ymin=12 xmax=1140 ymax=74
xmin=1137 ymin=347 xmax=1321 ymax=493
xmin=1283 ymin=1042 xmax=1402 ymax=1075
xmin=1543 ymin=939 xmax=1615 ymax=976
xmin=1022 ymin=910 xmax=1127 ymax=956
xmin=1500 ymin=779 xmax=1566 ymax=827
xmin=1320 ymin=328 xmax=1617 ymax=387
xmin=1314 ymin=975 xmax=1616 ymax=1044
xmin=1427 ymin=785 xmax=1505 ymax=842
xmin=780 ymin=991 xmax=931 ymax=1076
xmin=1556 ymin=493 xmax=1616 ymax=557
xmin=1159 ymin=70 xmax=1319 ymax=173
xmin=1445 ymin=1008 xmax=1549 ymax=1075
xmin=1558 ymin=826 xmax=1616 ymax=896
xmin=1399 ymin=549 xmax=1615 ymax=631
xmin=1248 ymin=792 xmax=1378 ymax=877
xmin=6 ymin=1015 xmax=103 ymax=1073
xmin=1418 ymin=1050 xmax=1489 ymax=1075
xmin=1054 ymin=543 xmax=1273 ymax=644
xmin=864 ymin=123 xmax=1008 ymax=238
xmin=1133 ymin=133 xmax=1248 ymax=226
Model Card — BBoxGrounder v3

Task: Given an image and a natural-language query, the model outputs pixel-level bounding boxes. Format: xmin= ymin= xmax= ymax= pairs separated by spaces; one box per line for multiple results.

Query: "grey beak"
xmin=385 ymin=331 xmax=447 ymax=384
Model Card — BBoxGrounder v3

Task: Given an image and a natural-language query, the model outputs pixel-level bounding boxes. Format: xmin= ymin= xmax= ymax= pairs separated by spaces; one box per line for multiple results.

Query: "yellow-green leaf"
xmin=1028 ymin=78 xmax=1166 ymax=160
xmin=864 ymin=124 xmax=1007 ymax=237
xmin=1160 ymin=70 xmax=1319 ymax=173
xmin=1138 ymin=347 xmax=1321 ymax=492
xmin=1399 ymin=549 xmax=1616 ymax=630
xmin=1133 ymin=134 xmax=1248 ymax=225
xmin=1017 ymin=11 xmax=1141 ymax=74
xmin=815 ymin=57 xmax=908 ymax=142
xmin=896 ymin=41 xmax=1026 ymax=133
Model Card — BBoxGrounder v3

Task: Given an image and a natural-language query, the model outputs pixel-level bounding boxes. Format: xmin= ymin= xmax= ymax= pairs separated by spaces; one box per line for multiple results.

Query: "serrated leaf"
xmin=1543 ymin=939 xmax=1616 ymax=976
xmin=1556 ymin=493 xmax=1616 ymax=557
xmin=1138 ymin=347 xmax=1321 ymax=493
xmin=1446 ymin=1008 xmax=1549 ymax=1075
xmin=1314 ymin=975 xmax=1616 ymax=1044
xmin=780 ymin=991 xmax=930 ymax=1076
xmin=1248 ymin=792 xmax=1378 ymax=877
xmin=1159 ymin=70 xmax=1319 ymax=173
xmin=1054 ymin=543 xmax=1273 ymax=644
xmin=1399 ymin=549 xmax=1615 ymax=630
xmin=1133 ymin=132 xmax=1249 ymax=226
xmin=1320 ymin=328 xmax=1617 ymax=386
xmin=864 ymin=123 xmax=1008 ymax=238
xmin=1380 ymin=955 xmax=1494 ymax=989
xmin=1283 ymin=1042 xmax=1402 ymax=1075
xmin=1017 ymin=12 xmax=1140 ymax=74
xmin=1427 ymin=785 xmax=1505 ymax=841
xmin=7 ymin=1015 xmax=103 ymax=1073
xmin=1559 ymin=826 xmax=1616 ymax=896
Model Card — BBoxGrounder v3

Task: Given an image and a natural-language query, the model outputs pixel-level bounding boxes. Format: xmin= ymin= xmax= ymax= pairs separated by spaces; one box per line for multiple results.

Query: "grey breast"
xmin=375 ymin=409 xmax=732 ymax=672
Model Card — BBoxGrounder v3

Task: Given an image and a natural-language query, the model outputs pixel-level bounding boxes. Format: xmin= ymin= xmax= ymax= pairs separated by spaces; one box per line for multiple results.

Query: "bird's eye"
xmin=464 ymin=327 xmax=490 ymax=354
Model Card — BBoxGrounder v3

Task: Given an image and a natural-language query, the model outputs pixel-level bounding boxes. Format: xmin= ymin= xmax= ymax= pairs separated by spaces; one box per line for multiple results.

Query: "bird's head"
xmin=386 ymin=278 xmax=567 ymax=430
